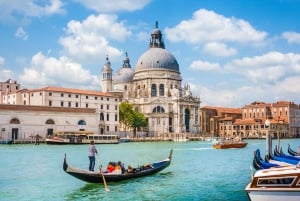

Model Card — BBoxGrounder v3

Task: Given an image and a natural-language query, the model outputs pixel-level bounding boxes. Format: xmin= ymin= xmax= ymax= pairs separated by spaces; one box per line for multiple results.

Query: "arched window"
xmin=151 ymin=84 xmax=157 ymax=97
xmin=78 ymin=120 xmax=86 ymax=125
xmin=10 ymin=118 xmax=20 ymax=124
xmin=45 ymin=119 xmax=55 ymax=124
xmin=153 ymin=106 xmax=165 ymax=113
xmin=159 ymin=84 xmax=164 ymax=96
xmin=100 ymin=113 xmax=104 ymax=121
xmin=185 ymin=108 xmax=190 ymax=132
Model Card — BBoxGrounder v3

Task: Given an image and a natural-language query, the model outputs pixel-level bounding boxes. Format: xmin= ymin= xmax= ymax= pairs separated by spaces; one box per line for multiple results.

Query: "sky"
xmin=1 ymin=0 xmax=300 ymax=108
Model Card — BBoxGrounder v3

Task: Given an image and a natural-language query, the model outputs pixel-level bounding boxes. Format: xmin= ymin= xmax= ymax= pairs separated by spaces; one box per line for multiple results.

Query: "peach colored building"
xmin=201 ymin=101 xmax=300 ymax=139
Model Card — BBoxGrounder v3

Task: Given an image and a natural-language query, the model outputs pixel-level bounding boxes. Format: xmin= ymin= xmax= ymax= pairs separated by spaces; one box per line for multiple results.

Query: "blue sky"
xmin=1 ymin=0 xmax=300 ymax=107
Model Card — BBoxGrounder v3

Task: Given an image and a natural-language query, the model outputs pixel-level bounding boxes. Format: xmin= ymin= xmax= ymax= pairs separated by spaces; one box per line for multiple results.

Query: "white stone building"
xmin=0 ymin=86 xmax=120 ymax=141
xmin=102 ymin=22 xmax=201 ymax=135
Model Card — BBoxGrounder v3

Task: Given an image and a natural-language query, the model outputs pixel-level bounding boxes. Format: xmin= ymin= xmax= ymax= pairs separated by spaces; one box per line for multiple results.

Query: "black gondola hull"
xmin=63 ymin=149 xmax=173 ymax=183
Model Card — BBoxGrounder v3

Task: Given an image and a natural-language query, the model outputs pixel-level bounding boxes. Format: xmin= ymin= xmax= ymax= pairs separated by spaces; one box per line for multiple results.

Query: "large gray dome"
xmin=135 ymin=48 xmax=179 ymax=72
xmin=113 ymin=67 xmax=134 ymax=84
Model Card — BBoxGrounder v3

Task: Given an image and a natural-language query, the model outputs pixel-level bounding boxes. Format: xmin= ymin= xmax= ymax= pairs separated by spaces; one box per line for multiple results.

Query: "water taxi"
xmin=46 ymin=131 xmax=119 ymax=145
xmin=213 ymin=139 xmax=247 ymax=149
xmin=245 ymin=165 xmax=300 ymax=201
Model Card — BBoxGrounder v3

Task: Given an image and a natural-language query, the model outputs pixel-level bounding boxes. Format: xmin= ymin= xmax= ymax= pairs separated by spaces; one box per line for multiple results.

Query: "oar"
xmin=97 ymin=155 xmax=110 ymax=192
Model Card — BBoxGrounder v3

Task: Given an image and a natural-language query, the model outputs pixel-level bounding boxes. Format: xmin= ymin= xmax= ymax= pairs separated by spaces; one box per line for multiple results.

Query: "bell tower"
xmin=101 ymin=55 xmax=113 ymax=92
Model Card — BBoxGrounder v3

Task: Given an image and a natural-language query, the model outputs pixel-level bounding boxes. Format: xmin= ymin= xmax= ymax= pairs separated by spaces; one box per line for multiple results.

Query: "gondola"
xmin=274 ymin=145 xmax=300 ymax=161
xmin=266 ymin=149 xmax=299 ymax=165
xmin=63 ymin=149 xmax=173 ymax=183
xmin=253 ymin=149 xmax=280 ymax=170
xmin=288 ymin=144 xmax=300 ymax=157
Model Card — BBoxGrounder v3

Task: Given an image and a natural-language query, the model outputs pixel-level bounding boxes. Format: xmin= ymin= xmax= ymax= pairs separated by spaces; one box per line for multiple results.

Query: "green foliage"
xmin=119 ymin=101 xmax=147 ymax=135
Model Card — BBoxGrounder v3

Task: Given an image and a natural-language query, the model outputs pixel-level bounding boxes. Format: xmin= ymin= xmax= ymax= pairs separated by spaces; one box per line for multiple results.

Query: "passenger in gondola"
xmin=114 ymin=163 xmax=122 ymax=174
xmin=106 ymin=162 xmax=115 ymax=173
xmin=127 ymin=165 xmax=136 ymax=173
xmin=119 ymin=161 xmax=126 ymax=173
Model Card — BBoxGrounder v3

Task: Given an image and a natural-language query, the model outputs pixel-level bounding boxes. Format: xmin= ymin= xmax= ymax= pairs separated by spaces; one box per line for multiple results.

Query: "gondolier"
xmin=88 ymin=141 xmax=98 ymax=171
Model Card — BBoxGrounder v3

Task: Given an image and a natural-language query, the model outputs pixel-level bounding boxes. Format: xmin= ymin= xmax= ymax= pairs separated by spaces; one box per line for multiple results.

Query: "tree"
xmin=119 ymin=101 xmax=134 ymax=136
xmin=119 ymin=101 xmax=147 ymax=137
xmin=131 ymin=110 xmax=147 ymax=138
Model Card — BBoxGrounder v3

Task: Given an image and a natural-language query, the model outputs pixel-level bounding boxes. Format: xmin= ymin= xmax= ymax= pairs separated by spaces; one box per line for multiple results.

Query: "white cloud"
xmin=19 ymin=52 xmax=99 ymax=89
xmin=0 ymin=56 xmax=4 ymax=65
xmin=225 ymin=51 xmax=300 ymax=83
xmin=74 ymin=0 xmax=150 ymax=12
xmin=203 ymin=42 xmax=237 ymax=57
xmin=0 ymin=0 xmax=65 ymax=22
xmin=59 ymin=14 xmax=131 ymax=65
xmin=0 ymin=57 xmax=15 ymax=81
xmin=165 ymin=9 xmax=267 ymax=45
xmin=15 ymin=27 xmax=28 ymax=40
xmin=189 ymin=60 xmax=221 ymax=71
xmin=282 ymin=31 xmax=300 ymax=44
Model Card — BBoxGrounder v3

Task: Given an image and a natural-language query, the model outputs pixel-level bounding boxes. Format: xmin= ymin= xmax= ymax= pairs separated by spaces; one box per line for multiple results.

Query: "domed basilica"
xmin=101 ymin=22 xmax=201 ymax=135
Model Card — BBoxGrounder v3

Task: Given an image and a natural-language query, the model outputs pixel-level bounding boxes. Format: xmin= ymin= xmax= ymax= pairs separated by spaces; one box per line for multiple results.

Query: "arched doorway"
xmin=10 ymin=118 xmax=20 ymax=141
xmin=184 ymin=108 xmax=190 ymax=132
xmin=45 ymin=119 xmax=55 ymax=136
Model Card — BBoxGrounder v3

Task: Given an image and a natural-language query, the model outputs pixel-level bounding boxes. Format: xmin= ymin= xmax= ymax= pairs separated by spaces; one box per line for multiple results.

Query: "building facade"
xmin=0 ymin=86 xmax=120 ymax=140
xmin=200 ymin=101 xmax=300 ymax=139
xmin=102 ymin=22 xmax=201 ymax=135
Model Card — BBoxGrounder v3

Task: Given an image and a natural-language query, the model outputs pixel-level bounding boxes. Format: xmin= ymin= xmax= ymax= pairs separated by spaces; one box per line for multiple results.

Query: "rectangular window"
xmin=61 ymin=93 xmax=64 ymax=97
xmin=107 ymin=105 xmax=109 ymax=110
xmin=86 ymin=96 xmax=88 ymax=99
xmin=115 ymin=126 xmax=118 ymax=132
xmin=49 ymin=101 xmax=52 ymax=106
xmin=68 ymin=94 xmax=71 ymax=98
xmin=115 ymin=114 xmax=118 ymax=121
xmin=61 ymin=101 xmax=64 ymax=107
xmin=76 ymin=95 xmax=79 ymax=98
xmin=101 ymin=105 xmax=103 ymax=109
xmin=107 ymin=97 xmax=109 ymax=101
xmin=49 ymin=92 xmax=52 ymax=96
xmin=95 ymin=97 xmax=97 ymax=100
xmin=107 ymin=114 xmax=109 ymax=121
xmin=68 ymin=102 xmax=71 ymax=107
xmin=115 ymin=105 xmax=118 ymax=110
xmin=86 ymin=103 xmax=88 ymax=108
xmin=107 ymin=126 xmax=109 ymax=132
xmin=75 ymin=102 xmax=78 ymax=107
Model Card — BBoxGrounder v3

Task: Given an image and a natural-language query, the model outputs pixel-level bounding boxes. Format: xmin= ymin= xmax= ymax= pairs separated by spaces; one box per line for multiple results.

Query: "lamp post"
xmin=265 ymin=119 xmax=271 ymax=157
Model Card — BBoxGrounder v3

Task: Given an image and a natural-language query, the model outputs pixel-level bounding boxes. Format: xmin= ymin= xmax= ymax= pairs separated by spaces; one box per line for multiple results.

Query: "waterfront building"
xmin=102 ymin=22 xmax=201 ymax=136
xmin=0 ymin=79 xmax=20 ymax=104
xmin=200 ymin=106 xmax=242 ymax=136
xmin=0 ymin=86 xmax=120 ymax=141
xmin=201 ymin=101 xmax=300 ymax=139
xmin=0 ymin=104 xmax=97 ymax=142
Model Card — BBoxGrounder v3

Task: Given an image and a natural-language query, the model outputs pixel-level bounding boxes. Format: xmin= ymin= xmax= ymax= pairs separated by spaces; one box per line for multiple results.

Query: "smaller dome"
xmin=113 ymin=67 xmax=134 ymax=84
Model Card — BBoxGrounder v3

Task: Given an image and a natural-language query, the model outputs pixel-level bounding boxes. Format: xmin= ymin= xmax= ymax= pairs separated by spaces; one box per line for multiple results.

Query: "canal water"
xmin=1 ymin=139 xmax=300 ymax=201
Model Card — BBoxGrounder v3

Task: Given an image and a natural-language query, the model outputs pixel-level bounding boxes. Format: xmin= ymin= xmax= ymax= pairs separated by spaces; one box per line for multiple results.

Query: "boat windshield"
xmin=257 ymin=176 xmax=296 ymax=186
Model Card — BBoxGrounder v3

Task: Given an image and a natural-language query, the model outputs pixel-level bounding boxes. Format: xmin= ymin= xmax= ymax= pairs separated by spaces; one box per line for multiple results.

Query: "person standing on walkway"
xmin=88 ymin=141 xmax=98 ymax=171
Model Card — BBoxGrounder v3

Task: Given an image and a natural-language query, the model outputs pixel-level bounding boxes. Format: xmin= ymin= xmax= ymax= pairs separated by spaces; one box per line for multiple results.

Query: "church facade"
xmin=102 ymin=23 xmax=201 ymax=135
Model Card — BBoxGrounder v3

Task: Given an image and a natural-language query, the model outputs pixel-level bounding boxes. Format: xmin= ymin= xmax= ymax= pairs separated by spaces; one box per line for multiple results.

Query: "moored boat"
xmin=63 ymin=149 xmax=173 ymax=183
xmin=213 ymin=139 xmax=247 ymax=149
xmin=288 ymin=144 xmax=300 ymax=157
xmin=245 ymin=165 xmax=300 ymax=201
xmin=46 ymin=131 xmax=119 ymax=145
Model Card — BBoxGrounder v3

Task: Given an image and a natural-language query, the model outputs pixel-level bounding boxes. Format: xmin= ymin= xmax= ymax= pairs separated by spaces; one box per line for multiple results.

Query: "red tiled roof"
xmin=27 ymin=86 xmax=116 ymax=97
